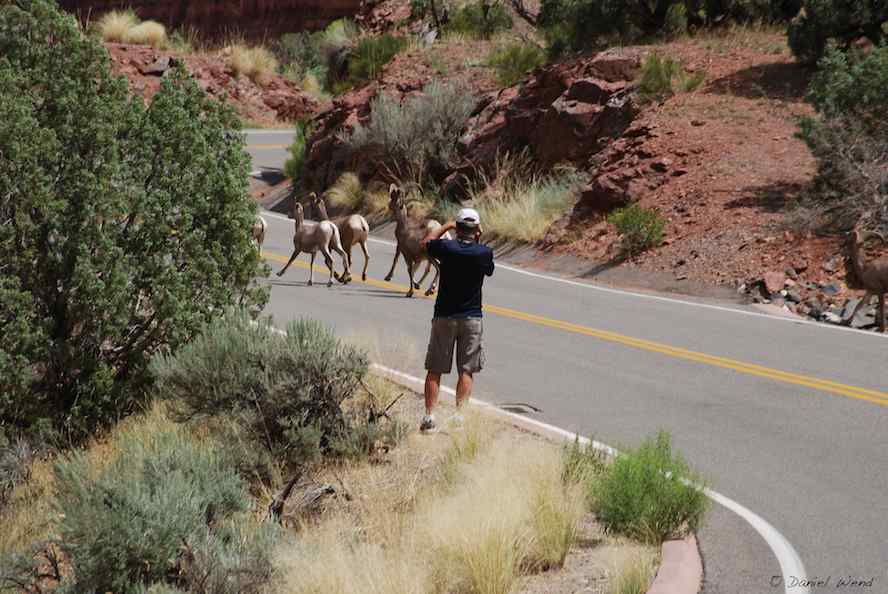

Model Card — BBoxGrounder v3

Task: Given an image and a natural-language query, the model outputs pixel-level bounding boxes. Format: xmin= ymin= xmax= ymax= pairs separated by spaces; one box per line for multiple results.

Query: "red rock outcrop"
xmin=61 ymin=0 xmax=364 ymax=40
xmin=302 ymin=46 xmax=647 ymax=196
xmin=106 ymin=43 xmax=318 ymax=126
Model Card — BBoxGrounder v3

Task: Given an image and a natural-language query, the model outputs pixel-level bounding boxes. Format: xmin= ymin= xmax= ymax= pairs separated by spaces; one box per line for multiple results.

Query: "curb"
xmin=369 ymin=363 xmax=703 ymax=594
xmin=647 ymin=535 xmax=703 ymax=594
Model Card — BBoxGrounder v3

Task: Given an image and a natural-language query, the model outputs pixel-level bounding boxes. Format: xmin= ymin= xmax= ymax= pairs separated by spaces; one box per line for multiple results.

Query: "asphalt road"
xmin=247 ymin=132 xmax=888 ymax=594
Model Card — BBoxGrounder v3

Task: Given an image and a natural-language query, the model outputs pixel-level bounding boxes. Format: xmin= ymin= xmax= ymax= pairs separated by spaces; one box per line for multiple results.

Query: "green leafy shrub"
xmin=539 ymin=0 xmax=662 ymax=54
xmin=608 ymin=204 xmax=667 ymax=256
xmin=346 ymin=81 xmax=477 ymax=188
xmin=448 ymin=1 xmax=514 ymax=39
xmin=283 ymin=120 xmax=312 ymax=183
xmin=348 ymin=34 xmax=408 ymax=85
xmin=593 ymin=432 xmax=708 ymax=544
xmin=53 ymin=422 xmax=279 ymax=592
xmin=796 ymin=45 xmax=888 ymax=232
xmin=487 ymin=42 xmax=546 ymax=86
xmin=698 ymin=0 xmax=802 ymax=24
xmin=788 ymin=0 xmax=887 ymax=63
xmin=0 ymin=0 xmax=267 ymax=444
xmin=151 ymin=312 xmax=369 ymax=466
xmin=411 ymin=0 xmax=431 ymax=18
xmin=275 ymin=31 xmax=325 ymax=81
xmin=320 ymin=18 xmax=359 ymax=91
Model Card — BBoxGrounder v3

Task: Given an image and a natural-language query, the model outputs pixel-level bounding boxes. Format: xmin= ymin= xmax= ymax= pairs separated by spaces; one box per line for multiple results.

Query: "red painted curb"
xmin=647 ymin=534 xmax=703 ymax=594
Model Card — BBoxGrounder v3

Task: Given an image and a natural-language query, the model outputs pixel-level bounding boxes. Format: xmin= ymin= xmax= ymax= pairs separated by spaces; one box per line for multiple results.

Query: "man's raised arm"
xmin=422 ymin=221 xmax=457 ymax=248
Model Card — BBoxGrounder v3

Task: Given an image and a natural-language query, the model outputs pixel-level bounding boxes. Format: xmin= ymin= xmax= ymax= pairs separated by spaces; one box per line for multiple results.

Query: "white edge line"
xmin=368 ymin=360 xmax=810 ymax=594
xmin=261 ymin=321 xmax=808 ymax=593
xmin=260 ymin=209 xmax=883 ymax=340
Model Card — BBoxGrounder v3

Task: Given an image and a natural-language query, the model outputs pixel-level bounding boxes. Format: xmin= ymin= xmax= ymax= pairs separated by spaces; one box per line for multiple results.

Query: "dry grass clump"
xmin=123 ymin=20 xmax=168 ymax=47
xmin=229 ymin=44 xmax=279 ymax=84
xmin=97 ymin=11 xmax=167 ymax=48
xmin=468 ymin=153 xmax=584 ymax=243
xmin=279 ymin=413 xmax=586 ymax=594
xmin=97 ymin=10 xmax=138 ymax=42
xmin=326 ymin=172 xmax=365 ymax=211
xmin=609 ymin=551 xmax=658 ymax=594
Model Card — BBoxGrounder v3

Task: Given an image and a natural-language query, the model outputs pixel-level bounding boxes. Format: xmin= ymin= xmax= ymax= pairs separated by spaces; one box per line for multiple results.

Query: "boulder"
xmin=762 ymin=271 xmax=787 ymax=295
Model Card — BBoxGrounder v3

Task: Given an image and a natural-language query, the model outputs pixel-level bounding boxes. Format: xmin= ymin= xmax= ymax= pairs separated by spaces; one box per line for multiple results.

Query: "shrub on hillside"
xmin=346 ymin=81 xmax=477 ymax=188
xmin=796 ymin=45 xmax=888 ymax=232
xmin=487 ymin=42 xmax=546 ymax=86
xmin=788 ymin=0 xmax=887 ymax=63
xmin=151 ymin=313 xmax=370 ymax=466
xmin=448 ymin=1 xmax=514 ymax=39
xmin=275 ymin=31 xmax=325 ymax=81
xmin=608 ymin=204 xmax=667 ymax=256
xmin=348 ymin=34 xmax=408 ymax=85
xmin=283 ymin=121 xmax=312 ymax=184
xmin=0 ymin=0 xmax=267 ymax=443
xmin=53 ymin=422 xmax=279 ymax=592
xmin=593 ymin=431 xmax=708 ymax=543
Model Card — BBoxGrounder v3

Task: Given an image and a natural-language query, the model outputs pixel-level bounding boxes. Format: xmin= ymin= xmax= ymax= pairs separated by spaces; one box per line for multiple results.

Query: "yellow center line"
xmin=262 ymin=250 xmax=888 ymax=407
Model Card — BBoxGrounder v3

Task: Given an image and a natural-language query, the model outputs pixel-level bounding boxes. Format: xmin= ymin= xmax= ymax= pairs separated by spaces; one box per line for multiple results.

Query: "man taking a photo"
xmin=419 ymin=208 xmax=495 ymax=433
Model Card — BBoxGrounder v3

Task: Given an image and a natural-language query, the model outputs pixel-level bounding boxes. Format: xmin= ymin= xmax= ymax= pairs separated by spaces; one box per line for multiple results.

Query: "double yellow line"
xmin=263 ymin=251 xmax=888 ymax=407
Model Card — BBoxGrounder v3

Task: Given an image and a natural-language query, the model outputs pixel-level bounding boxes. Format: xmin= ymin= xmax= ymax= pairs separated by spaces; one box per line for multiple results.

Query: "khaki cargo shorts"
xmin=425 ymin=317 xmax=485 ymax=375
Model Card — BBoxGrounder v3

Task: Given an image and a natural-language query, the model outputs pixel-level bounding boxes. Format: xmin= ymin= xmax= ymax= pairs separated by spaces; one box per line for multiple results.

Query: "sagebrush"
xmin=487 ymin=43 xmax=546 ymax=87
xmin=345 ymin=81 xmax=477 ymax=188
xmin=151 ymin=312 xmax=370 ymax=466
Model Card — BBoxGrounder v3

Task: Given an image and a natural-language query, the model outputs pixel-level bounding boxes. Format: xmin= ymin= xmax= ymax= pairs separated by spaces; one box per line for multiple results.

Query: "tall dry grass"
xmin=609 ymin=551 xmax=658 ymax=594
xmin=278 ymin=415 xmax=585 ymax=594
xmin=229 ymin=44 xmax=279 ymax=84
xmin=123 ymin=20 xmax=167 ymax=47
xmin=97 ymin=11 xmax=167 ymax=48
xmin=97 ymin=10 xmax=138 ymax=43
xmin=326 ymin=172 xmax=365 ymax=211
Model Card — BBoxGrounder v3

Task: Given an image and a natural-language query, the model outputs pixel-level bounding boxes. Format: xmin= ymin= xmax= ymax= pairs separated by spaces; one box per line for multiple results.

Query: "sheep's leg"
xmin=329 ymin=231 xmax=349 ymax=284
xmin=416 ymin=259 xmax=432 ymax=289
xmin=843 ymin=293 xmax=873 ymax=326
xmin=425 ymin=260 xmax=441 ymax=296
xmin=319 ymin=244 xmax=337 ymax=287
xmin=360 ymin=240 xmax=370 ymax=281
xmin=384 ymin=245 xmax=400 ymax=282
xmin=277 ymin=248 xmax=301 ymax=277
xmin=405 ymin=258 xmax=416 ymax=298
xmin=879 ymin=293 xmax=886 ymax=333
xmin=307 ymin=252 xmax=315 ymax=286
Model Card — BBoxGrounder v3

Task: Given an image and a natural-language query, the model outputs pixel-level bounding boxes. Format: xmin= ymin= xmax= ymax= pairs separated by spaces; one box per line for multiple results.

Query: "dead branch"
xmin=266 ymin=470 xmax=303 ymax=523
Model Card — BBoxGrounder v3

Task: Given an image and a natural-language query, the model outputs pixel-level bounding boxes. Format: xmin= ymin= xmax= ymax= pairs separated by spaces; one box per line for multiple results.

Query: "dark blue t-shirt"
xmin=426 ymin=239 xmax=495 ymax=318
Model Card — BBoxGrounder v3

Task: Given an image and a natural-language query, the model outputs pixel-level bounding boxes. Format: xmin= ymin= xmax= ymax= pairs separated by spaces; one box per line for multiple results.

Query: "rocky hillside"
xmin=106 ymin=43 xmax=317 ymax=127
xmin=61 ymin=0 xmax=363 ymax=40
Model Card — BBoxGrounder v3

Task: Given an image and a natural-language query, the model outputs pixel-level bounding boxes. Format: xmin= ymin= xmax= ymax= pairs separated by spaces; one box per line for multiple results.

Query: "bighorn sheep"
xmin=843 ymin=228 xmax=888 ymax=332
xmin=383 ymin=184 xmax=446 ymax=297
xmin=309 ymin=193 xmax=371 ymax=282
xmin=276 ymin=195 xmax=350 ymax=287
xmin=251 ymin=215 xmax=267 ymax=248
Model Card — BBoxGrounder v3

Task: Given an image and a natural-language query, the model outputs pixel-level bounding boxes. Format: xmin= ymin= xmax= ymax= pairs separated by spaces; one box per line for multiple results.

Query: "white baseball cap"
xmin=456 ymin=207 xmax=481 ymax=227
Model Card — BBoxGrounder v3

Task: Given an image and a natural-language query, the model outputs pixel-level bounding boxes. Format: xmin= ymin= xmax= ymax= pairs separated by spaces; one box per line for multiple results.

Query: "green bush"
xmin=608 ymin=204 xmax=667 ymax=256
xmin=151 ymin=312 xmax=370 ymax=466
xmin=796 ymin=45 xmax=888 ymax=232
xmin=53 ymin=424 xmax=279 ymax=592
xmin=283 ymin=120 xmax=312 ymax=183
xmin=593 ymin=432 xmax=708 ymax=544
xmin=348 ymin=34 xmax=408 ymax=85
xmin=274 ymin=31 xmax=325 ymax=81
xmin=0 ymin=0 xmax=267 ymax=444
xmin=448 ymin=1 xmax=514 ymax=39
xmin=346 ymin=81 xmax=477 ymax=188
xmin=487 ymin=43 xmax=547 ymax=86
xmin=319 ymin=18 xmax=359 ymax=91
xmin=697 ymin=0 xmax=802 ymax=24
xmin=788 ymin=0 xmax=887 ymax=64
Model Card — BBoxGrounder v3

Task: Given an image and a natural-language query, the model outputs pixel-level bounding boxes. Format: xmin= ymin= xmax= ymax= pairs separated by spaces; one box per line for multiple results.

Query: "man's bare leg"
xmin=425 ymin=371 xmax=442 ymax=416
xmin=456 ymin=372 xmax=473 ymax=408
